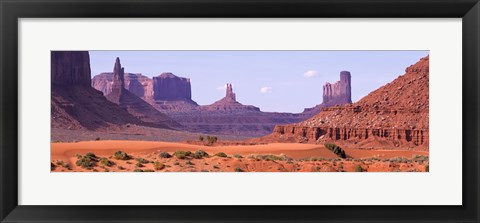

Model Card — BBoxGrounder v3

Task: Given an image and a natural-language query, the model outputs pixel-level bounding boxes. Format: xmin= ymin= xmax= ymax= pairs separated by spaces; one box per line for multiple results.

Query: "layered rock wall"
xmin=51 ymin=51 xmax=91 ymax=86
xmin=261 ymin=55 xmax=430 ymax=150
xmin=322 ymin=71 xmax=352 ymax=106
xmin=272 ymin=125 xmax=428 ymax=149
xmin=153 ymin=72 xmax=192 ymax=101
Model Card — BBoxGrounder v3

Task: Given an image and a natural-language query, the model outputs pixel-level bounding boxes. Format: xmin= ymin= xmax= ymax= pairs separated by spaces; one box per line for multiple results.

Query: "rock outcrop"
xmin=153 ymin=73 xmax=195 ymax=102
xmin=301 ymin=71 xmax=352 ymax=115
xmin=159 ymin=83 xmax=308 ymax=137
xmin=105 ymin=58 xmax=182 ymax=129
xmin=323 ymin=71 xmax=352 ymax=106
xmin=51 ymin=51 xmax=91 ymax=86
xmin=201 ymin=83 xmax=260 ymax=112
xmin=261 ymin=55 xmax=429 ymax=150
xmin=51 ymin=52 xmax=145 ymax=130
xmin=92 ymin=72 xmax=153 ymax=101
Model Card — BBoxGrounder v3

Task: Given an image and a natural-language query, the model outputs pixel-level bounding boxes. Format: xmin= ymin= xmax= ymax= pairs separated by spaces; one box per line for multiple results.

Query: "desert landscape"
xmin=51 ymin=51 xmax=429 ymax=172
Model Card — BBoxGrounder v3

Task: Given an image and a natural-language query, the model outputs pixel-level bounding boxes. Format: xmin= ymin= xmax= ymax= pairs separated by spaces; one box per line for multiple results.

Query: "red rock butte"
xmin=323 ymin=71 xmax=352 ymax=107
xmin=257 ymin=55 xmax=429 ymax=150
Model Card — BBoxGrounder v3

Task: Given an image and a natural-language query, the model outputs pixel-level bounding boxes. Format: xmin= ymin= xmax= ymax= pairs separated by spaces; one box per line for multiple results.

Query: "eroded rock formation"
xmin=153 ymin=73 xmax=194 ymax=102
xmin=51 ymin=52 xmax=145 ymax=130
xmin=92 ymin=72 xmax=153 ymax=100
xmin=51 ymin=51 xmax=91 ymax=86
xmin=201 ymin=83 xmax=260 ymax=112
xmin=261 ymin=55 xmax=430 ymax=150
xmin=323 ymin=71 xmax=352 ymax=106
xmin=105 ymin=58 xmax=182 ymax=129
xmin=301 ymin=71 xmax=352 ymax=115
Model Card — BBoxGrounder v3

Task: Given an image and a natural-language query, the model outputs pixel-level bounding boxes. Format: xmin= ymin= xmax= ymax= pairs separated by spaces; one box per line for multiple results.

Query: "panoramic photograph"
xmin=51 ymin=50 xmax=429 ymax=172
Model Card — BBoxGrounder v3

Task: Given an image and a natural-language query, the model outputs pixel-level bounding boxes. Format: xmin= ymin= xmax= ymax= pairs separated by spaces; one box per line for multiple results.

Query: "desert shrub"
xmin=135 ymin=158 xmax=149 ymax=164
xmin=354 ymin=165 xmax=364 ymax=172
xmin=412 ymin=155 xmax=429 ymax=163
xmin=75 ymin=155 xmax=97 ymax=169
xmin=133 ymin=169 xmax=143 ymax=172
xmin=154 ymin=161 xmax=165 ymax=170
xmin=390 ymin=157 xmax=409 ymax=163
xmin=198 ymin=135 xmax=204 ymax=141
xmin=99 ymin=158 xmax=114 ymax=167
xmin=255 ymin=154 xmax=284 ymax=161
xmin=55 ymin=160 xmax=68 ymax=167
xmin=113 ymin=151 xmax=130 ymax=160
xmin=173 ymin=150 xmax=192 ymax=159
xmin=158 ymin=151 xmax=172 ymax=158
xmin=233 ymin=154 xmax=243 ymax=158
xmin=85 ymin=152 xmax=97 ymax=159
xmin=215 ymin=152 xmax=228 ymax=158
xmin=194 ymin=150 xmax=209 ymax=159
xmin=206 ymin=136 xmax=218 ymax=146
xmin=234 ymin=167 xmax=244 ymax=172
xmin=324 ymin=143 xmax=346 ymax=158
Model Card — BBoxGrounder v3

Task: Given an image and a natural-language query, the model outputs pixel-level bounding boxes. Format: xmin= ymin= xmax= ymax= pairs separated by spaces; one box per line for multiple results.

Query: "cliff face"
xmin=302 ymin=71 xmax=352 ymax=115
xmin=51 ymin=52 xmax=144 ymax=130
xmin=153 ymin=73 xmax=193 ymax=102
xmin=105 ymin=58 xmax=182 ymax=129
xmin=263 ymin=56 xmax=429 ymax=150
xmin=51 ymin=51 xmax=91 ymax=86
xmin=323 ymin=71 xmax=352 ymax=106
xmin=91 ymin=72 xmax=153 ymax=100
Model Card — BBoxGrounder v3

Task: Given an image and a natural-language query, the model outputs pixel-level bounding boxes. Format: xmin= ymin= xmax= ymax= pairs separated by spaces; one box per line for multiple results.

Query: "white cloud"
xmin=216 ymin=84 xmax=227 ymax=90
xmin=260 ymin=87 xmax=272 ymax=93
xmin=303 ymin=70 xmax=319 ymax=78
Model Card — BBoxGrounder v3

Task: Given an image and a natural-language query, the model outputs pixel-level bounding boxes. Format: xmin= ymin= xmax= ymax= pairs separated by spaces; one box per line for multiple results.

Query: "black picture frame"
xmin=1 ymin=0 xmax=479 ymax=222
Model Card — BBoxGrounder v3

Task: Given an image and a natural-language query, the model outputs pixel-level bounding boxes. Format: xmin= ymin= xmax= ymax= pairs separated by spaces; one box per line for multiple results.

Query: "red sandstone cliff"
xmin=261 ymin=55 xmax=429 ymax=150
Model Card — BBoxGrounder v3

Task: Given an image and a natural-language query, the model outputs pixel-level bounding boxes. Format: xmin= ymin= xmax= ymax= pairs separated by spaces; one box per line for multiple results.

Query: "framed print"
xmin=1 ymin=0 xmax=479 ymax=222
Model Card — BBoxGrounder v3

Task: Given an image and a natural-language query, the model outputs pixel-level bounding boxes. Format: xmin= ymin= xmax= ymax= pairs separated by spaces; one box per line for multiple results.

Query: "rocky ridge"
xmin=262 ymin=55 xmax=430 ymax=150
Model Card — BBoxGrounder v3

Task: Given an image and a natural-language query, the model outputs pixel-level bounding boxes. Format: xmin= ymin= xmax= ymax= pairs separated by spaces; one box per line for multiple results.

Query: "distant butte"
xmin=302 ymin=71 xmax=353 ymax=115
xmin=201 ymin=83 xmax=260 ymax=112
xmin=105 ymin=57 xmax=182 ymax=129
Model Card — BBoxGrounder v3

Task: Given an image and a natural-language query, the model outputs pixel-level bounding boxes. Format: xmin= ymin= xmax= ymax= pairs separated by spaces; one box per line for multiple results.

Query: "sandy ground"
xmin=51 ymin=140 xmax=429 ymax=172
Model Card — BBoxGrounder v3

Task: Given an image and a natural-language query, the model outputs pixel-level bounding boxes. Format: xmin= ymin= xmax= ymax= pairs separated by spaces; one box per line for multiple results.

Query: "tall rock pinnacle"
xmin=225 ymin=83 xmax=236 ymax=101
xmin=112 ymin=57 xmax=125 ymax=90
xmin=322 ymin=71 xmax=352 ymax=107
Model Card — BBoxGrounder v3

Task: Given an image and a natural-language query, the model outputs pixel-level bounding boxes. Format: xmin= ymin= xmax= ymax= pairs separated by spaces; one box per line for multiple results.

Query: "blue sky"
xmin=89 ymin=51 xmax=429 ymax=113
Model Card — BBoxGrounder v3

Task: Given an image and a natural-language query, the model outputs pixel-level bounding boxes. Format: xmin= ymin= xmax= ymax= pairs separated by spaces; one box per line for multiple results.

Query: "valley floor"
xmin=51 ymin=140 xmax=429 ymax=172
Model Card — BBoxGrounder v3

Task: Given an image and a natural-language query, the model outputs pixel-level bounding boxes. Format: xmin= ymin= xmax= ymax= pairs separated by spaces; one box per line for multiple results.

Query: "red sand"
xmin=51 ymin=140 xmax=429 ymax=172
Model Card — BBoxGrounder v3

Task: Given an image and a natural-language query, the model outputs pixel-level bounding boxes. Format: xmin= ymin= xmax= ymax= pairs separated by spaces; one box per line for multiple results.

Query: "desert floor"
xmin=51 ymin=140 xmax=429 ymax=172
